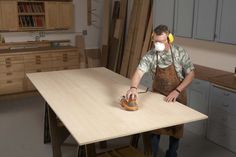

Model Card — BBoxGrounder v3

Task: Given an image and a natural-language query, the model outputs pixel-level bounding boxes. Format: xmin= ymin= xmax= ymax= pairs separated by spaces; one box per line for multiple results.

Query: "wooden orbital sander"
xmin=120 ymin=95 xmax=138 ymax=111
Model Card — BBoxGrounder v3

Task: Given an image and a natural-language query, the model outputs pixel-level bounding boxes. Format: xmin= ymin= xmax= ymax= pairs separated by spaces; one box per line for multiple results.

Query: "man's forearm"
xmin=176 ymin=70 xmax=195 ymax=92
xmin=130 ymin=69 xmax=144 ymax=88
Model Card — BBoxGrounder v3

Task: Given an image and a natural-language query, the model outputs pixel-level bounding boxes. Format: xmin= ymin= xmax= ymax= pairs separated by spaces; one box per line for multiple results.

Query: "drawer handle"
xmin=222 ymin=104 xmax=229 ymax=108
xmin=6 ymin=64 xmax=12 ymax=68
xmin=222 ymin=117 xmax=228 ymax=121
xmin=36 ymin=69 xmax=42 ymax=72
xmin=6 ymin=80 xmax=12 ymax=84
xmin=6 ymin=72 xmax=12 ymax=76
xmin=5 ymin=58 xmax=11 ymax=61
xmin=36 ymin=61 xmax=41 ymax=64
xmin=223 ymin=93 xmax=230 ymax=96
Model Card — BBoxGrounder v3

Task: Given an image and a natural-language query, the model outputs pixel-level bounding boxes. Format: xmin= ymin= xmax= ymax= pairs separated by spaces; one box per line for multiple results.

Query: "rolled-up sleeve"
xmin=181 ymin=49 xmax=195 ymax=74
xmin=137 ymin=51 xmax=152 ymax=73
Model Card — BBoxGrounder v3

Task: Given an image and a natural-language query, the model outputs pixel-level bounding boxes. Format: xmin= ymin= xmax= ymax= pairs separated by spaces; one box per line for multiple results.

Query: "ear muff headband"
xmin=151 ymin=32 xmax=174 ymax=43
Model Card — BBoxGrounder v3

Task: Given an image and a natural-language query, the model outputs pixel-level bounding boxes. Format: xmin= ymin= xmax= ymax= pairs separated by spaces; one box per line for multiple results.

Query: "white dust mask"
xmin=154 ymin=42 xmax=165 ymax=51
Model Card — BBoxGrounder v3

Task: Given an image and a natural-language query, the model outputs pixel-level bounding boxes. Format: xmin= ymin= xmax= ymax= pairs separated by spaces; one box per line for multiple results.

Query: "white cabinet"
xmin=215 ymin=0 xmax=236 ymax=44
xmin=153 ymin=0 xmax=175 ymax=32
xmin=207 ymin=85 xmax=236 ymax=153
xmin=154 ymin=0 xmax=236 ymax=44
xmin=186 ymin=79 xmax=210 ymax=136
xmin=174 ymin=0 xmax=194 ymax=38
xmin=193 ymin=0 xmax=218 ymax=41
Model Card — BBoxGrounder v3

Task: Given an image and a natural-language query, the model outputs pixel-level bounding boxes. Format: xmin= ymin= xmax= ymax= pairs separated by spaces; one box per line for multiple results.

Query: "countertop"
xmin=194 ymin=64 xmax=236 ymax=90
xmin=0 ymin=46 xmax=78 ymax=56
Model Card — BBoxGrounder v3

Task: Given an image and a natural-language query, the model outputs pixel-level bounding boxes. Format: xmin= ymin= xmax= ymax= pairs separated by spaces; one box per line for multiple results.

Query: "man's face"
xmin=153 ymin=32 xmax=170 ymax=51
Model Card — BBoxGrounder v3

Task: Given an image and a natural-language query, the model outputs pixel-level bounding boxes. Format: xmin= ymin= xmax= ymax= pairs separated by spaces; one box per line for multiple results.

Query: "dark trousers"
xmin=150 ymin=134 xmax=180 ymax=157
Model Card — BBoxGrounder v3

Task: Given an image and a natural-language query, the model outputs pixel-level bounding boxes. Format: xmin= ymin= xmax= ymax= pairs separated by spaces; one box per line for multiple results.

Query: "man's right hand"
xmin=126 ymin=88 xmax=138 ymax=100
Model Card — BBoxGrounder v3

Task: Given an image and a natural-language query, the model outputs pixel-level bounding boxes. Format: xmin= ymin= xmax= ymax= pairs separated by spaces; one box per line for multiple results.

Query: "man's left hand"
xmin=164 ymin=90 xmax=180 ymax=102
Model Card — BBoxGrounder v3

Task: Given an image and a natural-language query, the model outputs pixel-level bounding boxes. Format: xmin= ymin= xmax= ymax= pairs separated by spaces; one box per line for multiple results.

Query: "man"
xmin=126 ymin=25 xmax=195 ymax=157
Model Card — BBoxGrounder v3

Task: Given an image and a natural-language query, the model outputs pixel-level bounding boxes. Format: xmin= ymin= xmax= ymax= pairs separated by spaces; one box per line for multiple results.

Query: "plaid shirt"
xmin=138 ymin=44 xmax=195 ymax=81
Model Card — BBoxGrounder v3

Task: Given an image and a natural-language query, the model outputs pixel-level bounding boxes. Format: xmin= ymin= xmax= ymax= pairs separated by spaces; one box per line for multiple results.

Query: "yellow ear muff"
xmin=168 ymin=33 xmax=174 ymax=43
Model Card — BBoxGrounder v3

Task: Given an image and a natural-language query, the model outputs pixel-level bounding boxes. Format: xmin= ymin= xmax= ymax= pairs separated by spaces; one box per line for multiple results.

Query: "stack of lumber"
xmin=101 ymin=0 xmax=153 ymax=78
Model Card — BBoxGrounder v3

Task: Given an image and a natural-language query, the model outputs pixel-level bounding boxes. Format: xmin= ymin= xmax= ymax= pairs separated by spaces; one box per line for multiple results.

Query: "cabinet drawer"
xmin=0 ymin=56 xmax=4 ymax=64
xmin=210 ymin=86 xmax=236 ymax=114
xmin=210 ymin=107 xmax=236 ymax=130
xmin=51 ymin=51 xmax=79 ymax=58
xmin=189 ymin=79 xmax=210 ymax=91
xmin=24 ymin=53 xmax=51 ymax=62
xmin=207 ymin=121 xmax=236 ymax=153
xmin=25 ymin=61 xmax=52 ymax=71
xmin=52 ymin=65 xmax=80 ymax=71
xmin=25 ymin=68 xmax=52 ymax=91
xmin=212 ymin=86 xmax=236 ymax=101
xmin=185 ymin=120 xmax=207 ymax=136
xmin=3 ymin=55 xmax=24 ymax=64
xmin=0 ymin=71 xmax=24 ymax=80
xmin=0 ymin=79 xmax=24 ymax=95
xmin=0 ymin=63 xmax=24 ymax=72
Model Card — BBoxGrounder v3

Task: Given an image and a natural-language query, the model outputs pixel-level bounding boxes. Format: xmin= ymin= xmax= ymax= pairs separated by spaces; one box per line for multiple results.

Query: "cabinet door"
xmin=153 ymin=0 xmax=175 ymax=32
xmin=174 ymin=0 xmax=194 ymax=37
xmin=215 ymin=0 xmax=236 ymax=44
xmin=193 ymin=0 xmax=218 ymax=41
xmin=0 ymin=1 xmax=18 ymax=31
xmin=186 ymin=79 xmax=210 ymax=136
xmin=58 ymin=2 xmax=74 ymax=29
xmin=45 ymin=2 xmax=59 ymax=29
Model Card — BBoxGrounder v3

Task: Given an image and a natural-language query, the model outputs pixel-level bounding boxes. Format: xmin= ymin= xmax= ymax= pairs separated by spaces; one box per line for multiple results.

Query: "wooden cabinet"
xmin=0 ymin=48 xmax=80 ymax=95
xmin=0 ymin=55 xmax=24 ymax=95
xmin=18 ymin=1 xmax=46 ymax=29
xmin=186 ymin=79 xmax=210 ymax=136
xmin=51 ymin=50 xmax=79 ymax=70
xmin=0 ymin=1 xmax=18 ymax=31
xmin=45 ymin=2 xmax=74 ymax=29
xmin=174 ymin=0 xmax=194 ymax=38
xmin=207 ymin=85 xmax=236 ymax=153
xmin=153 ymin=0 xmax=175 ymax=32
xmin=58 ymin=2 xmax=74 ymax=29
xmin=0 ymin=1 xmax=73 ymax=31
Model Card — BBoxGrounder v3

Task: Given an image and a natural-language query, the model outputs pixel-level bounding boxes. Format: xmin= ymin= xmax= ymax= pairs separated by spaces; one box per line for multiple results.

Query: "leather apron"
xmin=151 ymin=49 xmax=187 ymax=139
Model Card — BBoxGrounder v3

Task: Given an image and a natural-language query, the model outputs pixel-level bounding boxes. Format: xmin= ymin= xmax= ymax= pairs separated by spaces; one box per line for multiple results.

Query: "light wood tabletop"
xmin=27 ymin=67 xmax=207 ymax=145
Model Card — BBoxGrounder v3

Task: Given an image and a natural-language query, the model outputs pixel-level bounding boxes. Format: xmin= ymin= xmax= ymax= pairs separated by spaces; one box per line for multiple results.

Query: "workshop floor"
xmin=0 ymin=92 xmax=236 ymax=157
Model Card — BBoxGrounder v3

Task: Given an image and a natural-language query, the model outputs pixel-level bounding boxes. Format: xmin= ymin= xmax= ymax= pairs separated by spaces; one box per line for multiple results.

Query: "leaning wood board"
xmin=27 ymin=67 xmax=207 ymax=145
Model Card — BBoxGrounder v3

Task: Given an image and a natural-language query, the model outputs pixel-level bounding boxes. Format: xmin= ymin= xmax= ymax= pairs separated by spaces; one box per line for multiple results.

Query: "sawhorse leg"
xmin=78 ymin=144 xmax=96 ymax=157
xmin=44 ymin=103 xmax=70 ymax=157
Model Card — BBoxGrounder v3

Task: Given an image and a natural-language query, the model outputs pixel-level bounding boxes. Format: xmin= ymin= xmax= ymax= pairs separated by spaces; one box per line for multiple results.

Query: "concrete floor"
xmin=0 ymin=92 xmax=236 ymax=157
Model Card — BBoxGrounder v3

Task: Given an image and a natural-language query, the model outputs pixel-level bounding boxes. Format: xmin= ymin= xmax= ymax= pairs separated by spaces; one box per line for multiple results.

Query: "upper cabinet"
xmin=0 ymin=1 xmax=18 ymax=31
xmin=58 ymin=2 xmax=74 ymax=29
xmin=154 ymin=0 xmax=236 ymax=44
xmin=18 ymin=1 xmax=46 ymax=30
xmin=174 ymin=0 xmax=194 ymax=38
xmin=45 ymin=2 xmax=74 ymax=30
xmin=215 ymin=0 xmax=236 ymax=44
xmin=193 ymin=0 xmax=218 ymax=41
xmin=153 ymin=0 xmax=175 ymax=32
xmin=0 ymin=1 xmax=74 ymax=32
